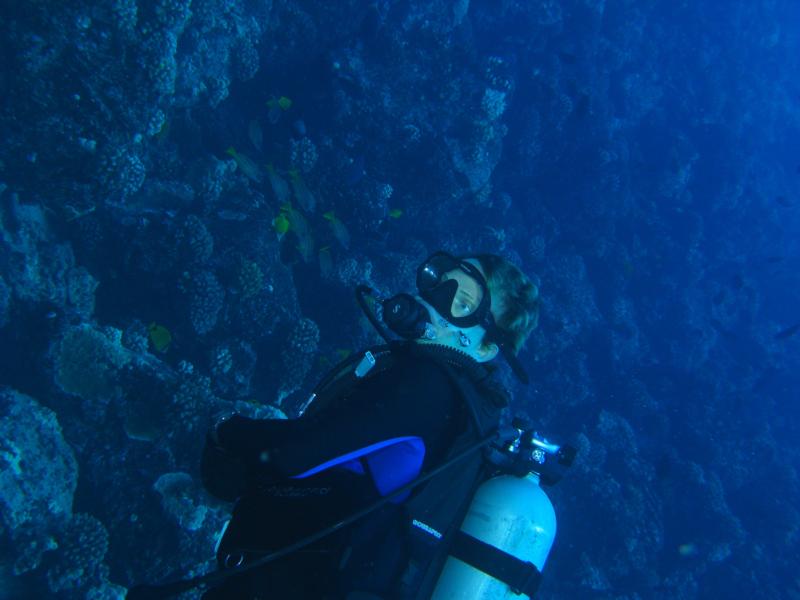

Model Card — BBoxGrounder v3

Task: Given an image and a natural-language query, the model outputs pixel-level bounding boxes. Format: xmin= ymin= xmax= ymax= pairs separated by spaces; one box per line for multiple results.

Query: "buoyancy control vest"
xmin=261 ymin=342 xmax=503 ymax=590
xmin=298 ymin=341 xmax=510 ymax=599
xmin=213 ymin=341 xmax=532 ymax=600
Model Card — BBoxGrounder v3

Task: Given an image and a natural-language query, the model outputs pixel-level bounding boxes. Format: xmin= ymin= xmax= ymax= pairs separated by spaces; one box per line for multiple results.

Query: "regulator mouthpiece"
xmin=382 ymin=293 xmax=432 ymax=340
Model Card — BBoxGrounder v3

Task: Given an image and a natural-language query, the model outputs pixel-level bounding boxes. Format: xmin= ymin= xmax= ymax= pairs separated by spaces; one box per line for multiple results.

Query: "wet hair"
xmin=469 ymin=254 xmax=540 ymax=354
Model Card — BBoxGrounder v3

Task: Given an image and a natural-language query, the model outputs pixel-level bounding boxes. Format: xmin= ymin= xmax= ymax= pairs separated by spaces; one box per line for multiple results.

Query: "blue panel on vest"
xmin=290 ymin=436 xmax=426 ymax=500
xmin=365 ymin=437 xmax=425 ymax=499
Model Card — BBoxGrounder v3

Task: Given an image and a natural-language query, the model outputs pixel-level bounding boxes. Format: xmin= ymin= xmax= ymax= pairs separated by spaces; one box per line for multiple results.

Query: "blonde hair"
xmin=470 ymin=254 xmax=540 ymax=354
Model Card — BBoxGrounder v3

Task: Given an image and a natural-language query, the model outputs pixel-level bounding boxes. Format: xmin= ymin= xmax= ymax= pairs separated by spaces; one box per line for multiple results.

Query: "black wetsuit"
xmin=200 ymin=344 xmax=500 ymax=599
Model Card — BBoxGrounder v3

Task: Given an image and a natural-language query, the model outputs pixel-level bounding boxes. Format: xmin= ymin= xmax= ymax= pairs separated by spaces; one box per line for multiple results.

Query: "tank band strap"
xmin=450 ymin=530 xmax=542 ymax=598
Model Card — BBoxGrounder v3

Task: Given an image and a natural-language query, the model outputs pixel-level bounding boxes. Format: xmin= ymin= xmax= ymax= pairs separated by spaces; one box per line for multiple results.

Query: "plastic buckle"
xmin=354 ymin=351 xmax=376 ymax=378
xmin=224 ymin=553 xmax=245 ymax=569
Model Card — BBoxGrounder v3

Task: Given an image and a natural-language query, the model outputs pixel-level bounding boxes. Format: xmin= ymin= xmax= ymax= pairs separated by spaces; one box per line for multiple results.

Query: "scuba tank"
xmin=428 ymin=418 xmax=575 ymax=600
xmin=432 ymin=475 xmax=555 ymax=599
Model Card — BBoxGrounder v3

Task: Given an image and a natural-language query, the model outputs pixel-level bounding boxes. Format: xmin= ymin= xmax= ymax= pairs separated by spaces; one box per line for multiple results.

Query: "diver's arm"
xmin=214 ymin=357 xmax=458 ymax=481
xmin=200 ymin=432 xmax=248 ymax=502
xmin=201 ymin=415 xmax=298 ymax=500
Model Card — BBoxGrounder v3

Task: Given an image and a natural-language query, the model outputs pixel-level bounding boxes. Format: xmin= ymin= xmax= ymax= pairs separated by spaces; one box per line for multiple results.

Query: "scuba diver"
xmin=129 ymin=251 xmax=574 ymax=600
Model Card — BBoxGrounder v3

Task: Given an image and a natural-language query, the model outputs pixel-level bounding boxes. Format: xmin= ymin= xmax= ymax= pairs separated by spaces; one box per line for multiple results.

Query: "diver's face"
xmin=441 ymin=267 xmax=484 ymax=318
xmin=418 ymin=259 xmax=499 ymax=362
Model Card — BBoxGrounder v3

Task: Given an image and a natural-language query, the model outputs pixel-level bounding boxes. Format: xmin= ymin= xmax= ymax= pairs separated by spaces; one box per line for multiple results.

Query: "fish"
xmin=248 ymin=120 xmax=263 ymax=152
xmin=388 ymin=208 xmax=403 ymax=219
xmin=281 ymin=203 xmax=314 ymax=263
xmin=266 ymin=165 xmax=291 ymax=204
xmin=267 ymin=104 xmax=282 ymax=125
xmin=148 ymin=322 xmax=172 ymax=352
xmin=226 ymin=147 xmax=263 ymax=183
xmin=273 ymin=212 xmax=290 ymax=236
xmin=289 ymin=170 xmax=317 ymax=213
xmin=318 ymin=245 xmax=334 ymax=278
xmin=266 ymin=96 xmax=293 ymax=124
xmin=775 ymin=322 xmax=800 ymax=340
xmin=323 ymin=210 xmax=351 ymax=250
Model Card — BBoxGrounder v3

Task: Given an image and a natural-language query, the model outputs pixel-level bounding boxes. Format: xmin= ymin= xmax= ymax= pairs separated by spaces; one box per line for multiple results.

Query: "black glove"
xmin=200 ymin=413 xmax=247 ymax=502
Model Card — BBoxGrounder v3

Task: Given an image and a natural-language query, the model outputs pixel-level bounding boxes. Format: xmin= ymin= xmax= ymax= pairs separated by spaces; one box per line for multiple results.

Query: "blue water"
xmin=1 ymin=1 xmax=798 ymax=598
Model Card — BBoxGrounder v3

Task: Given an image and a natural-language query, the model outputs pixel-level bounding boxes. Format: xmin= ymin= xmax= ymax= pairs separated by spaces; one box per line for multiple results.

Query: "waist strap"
xmin=449 ymin=530 xmax=542 ymax=598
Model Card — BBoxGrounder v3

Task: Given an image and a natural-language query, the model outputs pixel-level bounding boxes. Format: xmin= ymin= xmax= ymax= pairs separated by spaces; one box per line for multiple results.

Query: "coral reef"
xmin=153 ymin=472 xmax=208 ymax=532
xmin=45 ymin=513 xmax=110 ymax=593
xmin=51 ymin=325 xmax=130 ymax=405
xmin=0 ymin=0 xmax=798 ymax=596
xmin=209 ymin=339 xmax=257 ymax=398
xmin=182 ymin=270 xmax=225 ymax=336
xmin=0 ymin=275 xmax=10 ymax=329
xmin=0 ymin=389 xmax=77 ymax=533
xmin=235 ymin=258 xmax=264 ymax=300
xmin=169 ymin=369 xmax=221 ymax=436
xmin=177 ymin=214 xmax=214 ymax=265
xmin=277 ymin=317 xmax=320 ymax=406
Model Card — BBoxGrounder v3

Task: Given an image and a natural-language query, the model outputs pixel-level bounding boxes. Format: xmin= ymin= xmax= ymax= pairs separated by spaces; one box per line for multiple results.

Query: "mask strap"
xmin=483 ymin=315 xmax=530 ymax=385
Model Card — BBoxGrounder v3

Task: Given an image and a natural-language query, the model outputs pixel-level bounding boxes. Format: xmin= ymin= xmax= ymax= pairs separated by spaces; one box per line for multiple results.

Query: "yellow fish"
xmin=323 ymin=211 xmax=351 ymax=250
xmin=388 ymin=208 xmax=403 ymax=219
xmin=289 ymin=170 xmax=317 ymax=213
xmin=266 ymin=96 xmax=292 ymax=124
xmin=226 ymin=147 xmax=263 ymax=183
xmin=247 ymin=120 xmax=263 ymax=152
xmin=282 ymin=204 xmax=314 ymax=263
xmin=273 ymin=212 xmax=290 ymax=236
xmin=147 ymin=322 xmax=172 ymax=353
xmin=266 ymin=164 xmax=291 ymax=204
xmin=267 ymin=96 xmax=293 ymax=110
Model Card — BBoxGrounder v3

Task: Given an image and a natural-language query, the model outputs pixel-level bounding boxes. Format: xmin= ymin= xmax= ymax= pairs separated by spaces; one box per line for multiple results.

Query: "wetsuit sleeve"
xmin=216 ymin=356 xmax=461 ymax=481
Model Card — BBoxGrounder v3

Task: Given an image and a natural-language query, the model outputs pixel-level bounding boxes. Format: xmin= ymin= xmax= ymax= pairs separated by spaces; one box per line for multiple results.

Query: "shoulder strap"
xmin=300 ymin=344 xmax=395 ymax=417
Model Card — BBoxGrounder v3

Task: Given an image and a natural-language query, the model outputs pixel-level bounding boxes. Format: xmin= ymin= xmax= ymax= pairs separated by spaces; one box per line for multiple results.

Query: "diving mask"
xmin=378 ymin=252 xmax=530 ymax=384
